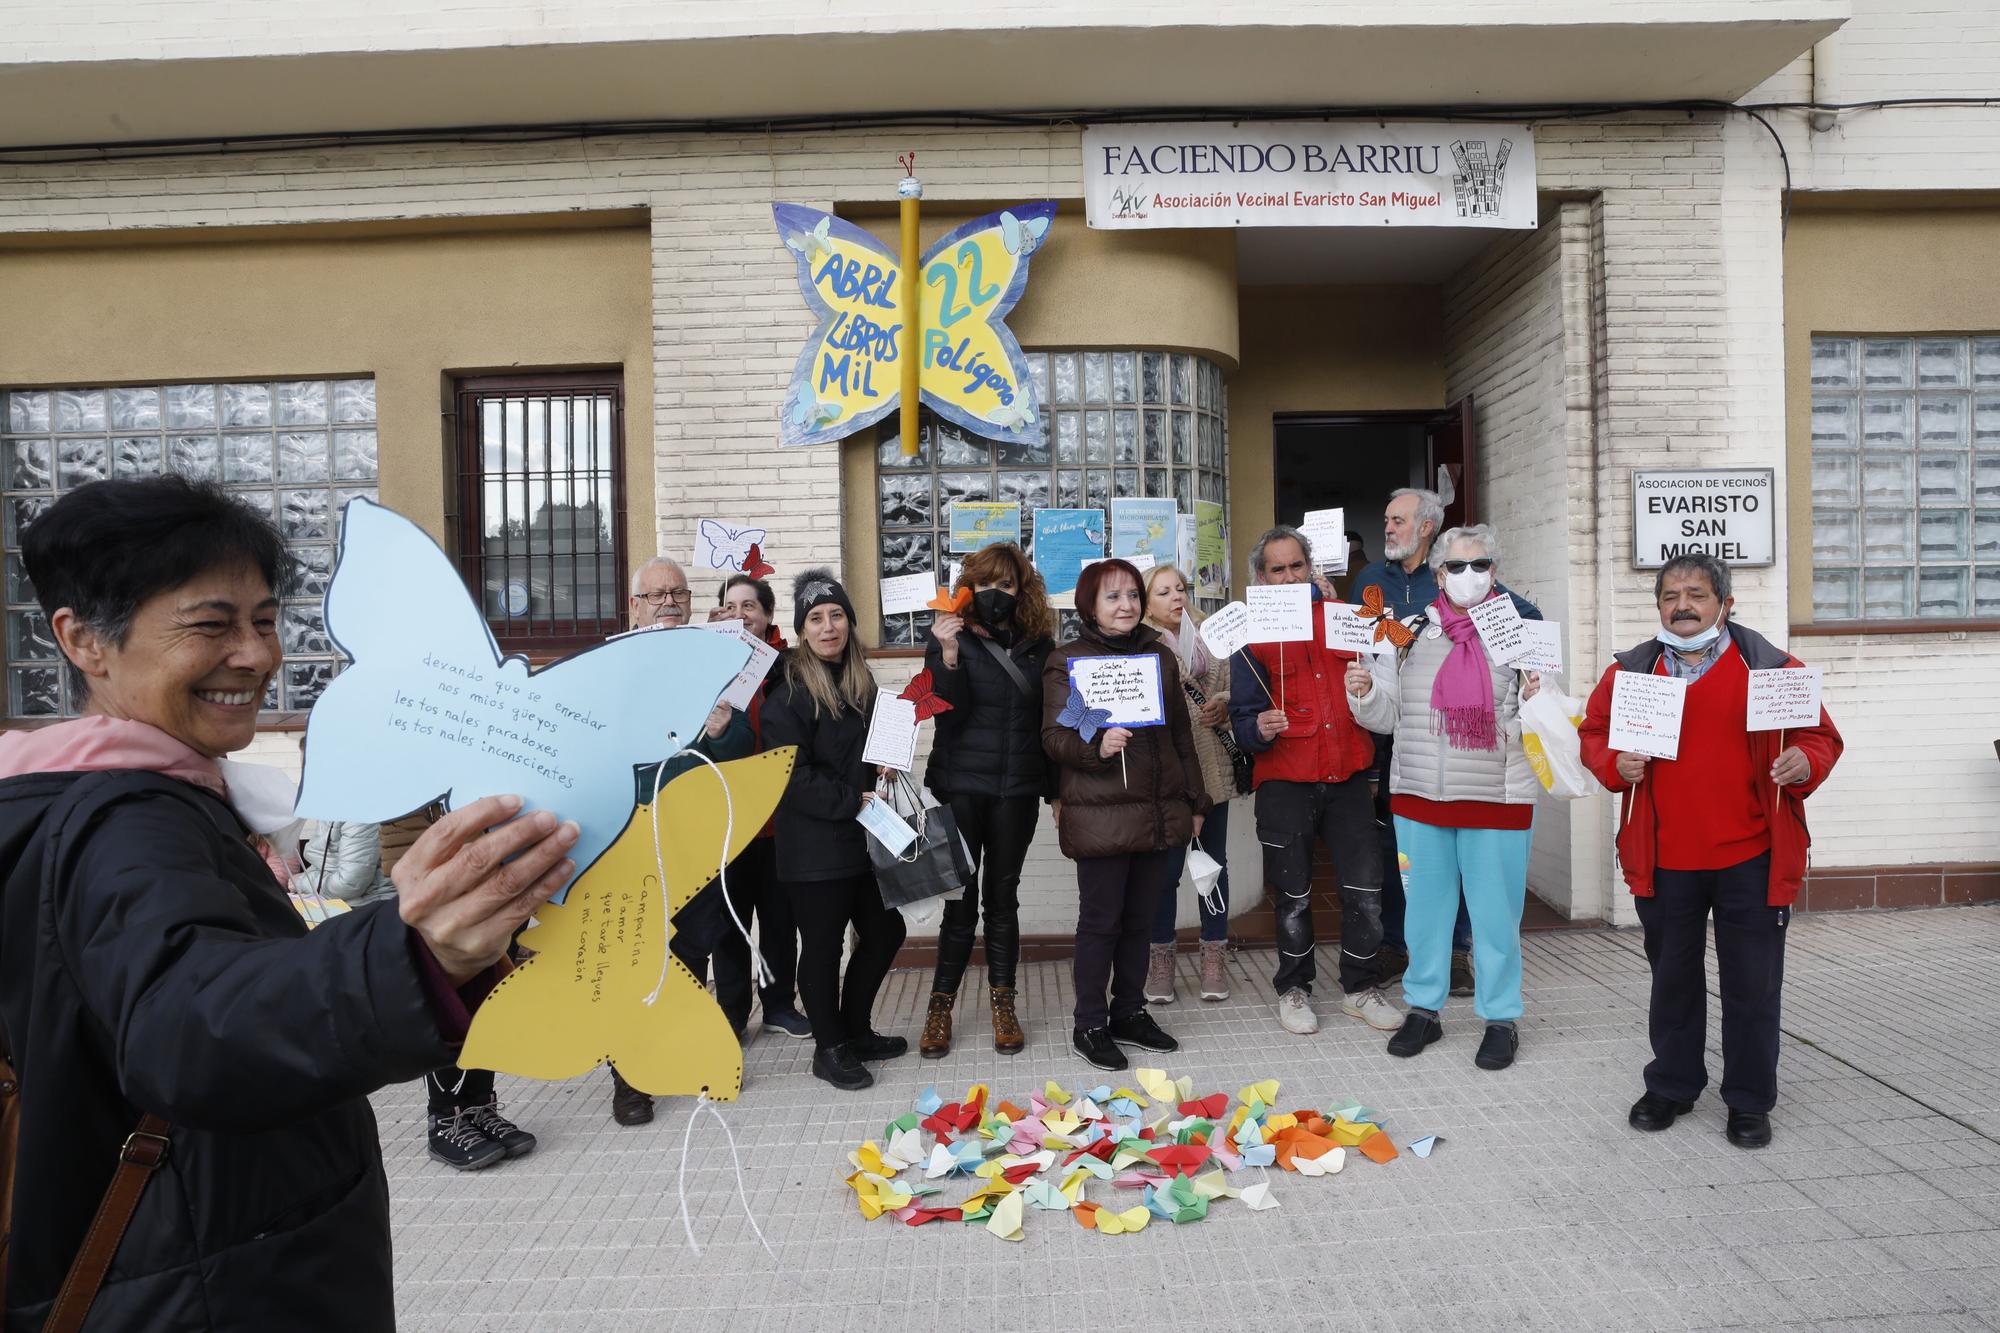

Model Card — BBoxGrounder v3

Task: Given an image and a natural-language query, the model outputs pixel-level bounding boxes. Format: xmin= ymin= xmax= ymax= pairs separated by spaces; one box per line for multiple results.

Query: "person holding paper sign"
xmin=1041 ymin=559 xmax=1210 ymax=1073
xmin=1578 ymin=554 xmax=1842 ymax=1150
xmin=1229 ymin=527 xmax=1399 ymax=1037
xmin=917 ymin=543 xmax=1056 ymax=1059
xmin=1347 ymin=524 xmax=1537 ymax=1072
xmin=760 ymin=570 xmax=909 ymax=1092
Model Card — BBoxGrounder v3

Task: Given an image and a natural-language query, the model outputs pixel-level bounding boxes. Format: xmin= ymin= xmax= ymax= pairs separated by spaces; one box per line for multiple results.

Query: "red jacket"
xmin=1228 ymin=600 xmax=1376 ymax=788
xmin=1578 ymin=623 xmax=1842 ymax=907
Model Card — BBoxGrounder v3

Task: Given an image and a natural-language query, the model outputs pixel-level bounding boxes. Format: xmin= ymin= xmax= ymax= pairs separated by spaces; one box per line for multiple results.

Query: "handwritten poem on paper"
xmin=1609 ymin=671 xmax=1688 ymax=761
xmin=1245 ymin=584 xmax=1314 ymax=643
xmin=1746 ymin=665 xmax=1822 ymax=731
xmin=386 ymin=651 xmax=602 ymax=791
xmin=1069 ymin=654 xmax=1166 ymax=728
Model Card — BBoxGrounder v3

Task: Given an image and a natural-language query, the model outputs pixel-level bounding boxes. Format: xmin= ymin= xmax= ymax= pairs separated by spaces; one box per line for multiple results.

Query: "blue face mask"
xmin=1656 ymin=619 xmax=1723 ymax=652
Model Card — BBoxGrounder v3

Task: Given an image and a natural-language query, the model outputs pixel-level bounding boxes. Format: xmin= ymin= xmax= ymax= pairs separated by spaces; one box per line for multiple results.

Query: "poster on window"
xmin=1109 ymin=498 xmax=1180 ymax=570
xmin=1033 ymin=507 xmax=1106 ymax=606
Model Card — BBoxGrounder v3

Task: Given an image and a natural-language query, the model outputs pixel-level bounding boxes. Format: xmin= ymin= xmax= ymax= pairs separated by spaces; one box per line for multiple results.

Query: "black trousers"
xmin=425 ymin=1065 xmax=494 ymax=1117
xmin=1072 ymin=850 xmax=1177 ymax=1028
xmin=1635 ymin=852 xmax=1788 ymax=1115
xmin=1256 ymin=776 xmax=1383 ymax=996
xmin=786 ymin=871 xmax=906 ymax=1053
xmin=710 ymin=837 xmax=800 ymax=1032
xmin=930 ymin=793 xmax=1040 ymax=994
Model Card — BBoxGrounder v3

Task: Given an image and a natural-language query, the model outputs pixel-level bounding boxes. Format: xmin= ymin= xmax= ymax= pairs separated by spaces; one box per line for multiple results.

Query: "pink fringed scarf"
xmin=1428 ymin=596 xmax=1497 ymax=751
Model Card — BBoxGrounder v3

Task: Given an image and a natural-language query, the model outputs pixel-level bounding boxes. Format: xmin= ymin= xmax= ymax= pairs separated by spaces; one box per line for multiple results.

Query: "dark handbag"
xmin=865 ymin=776 xmax=975 ymax=909
xmin=1183 ymin=674 xmax=1254 ymax=796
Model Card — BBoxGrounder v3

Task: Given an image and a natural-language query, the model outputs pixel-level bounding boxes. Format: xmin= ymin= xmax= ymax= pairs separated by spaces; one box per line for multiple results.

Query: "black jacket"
xmin=760 ymin=664 xmax=875 ymax=882
xmin=0 ymin=770 xmax=456 ymax=1332
xmin=921 ymin=628 xmax=1054 ymax=802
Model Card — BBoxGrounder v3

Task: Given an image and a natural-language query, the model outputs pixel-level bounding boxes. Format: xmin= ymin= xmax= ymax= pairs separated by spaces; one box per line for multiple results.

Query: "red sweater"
xmin=1239 ymin=602 xmax=1376 ymax=788
xmin=1646 ymin=644 xmax=1770 ymax=871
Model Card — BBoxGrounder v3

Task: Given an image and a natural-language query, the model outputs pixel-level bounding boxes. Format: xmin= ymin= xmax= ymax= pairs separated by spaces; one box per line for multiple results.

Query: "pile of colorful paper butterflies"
xmin=843 ymin=1070 xmax=1411 ymax=1239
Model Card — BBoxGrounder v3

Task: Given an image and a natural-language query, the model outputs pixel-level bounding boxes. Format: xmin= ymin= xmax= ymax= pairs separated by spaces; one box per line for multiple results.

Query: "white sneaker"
xmin=1277 ymin=988 xmax=1319 ymax=1035
xmin=1341 ymin=987 xmax=1404 ymax=1032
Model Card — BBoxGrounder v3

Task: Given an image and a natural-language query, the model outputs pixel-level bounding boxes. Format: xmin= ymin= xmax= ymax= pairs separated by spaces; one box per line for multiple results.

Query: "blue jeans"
xmin=1394 ymin=816 xmax=1530 ymax=1021
xmin=1150 ymin=800 xmax=1231 ymax=944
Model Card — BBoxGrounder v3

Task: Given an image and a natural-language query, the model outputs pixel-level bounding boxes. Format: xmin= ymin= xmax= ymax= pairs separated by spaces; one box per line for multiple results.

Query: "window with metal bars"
xmin=451 ymin=372 xmax=627 ymax=653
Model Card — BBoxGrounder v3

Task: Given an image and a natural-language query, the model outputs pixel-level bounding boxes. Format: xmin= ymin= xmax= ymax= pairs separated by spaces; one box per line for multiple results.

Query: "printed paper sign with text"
xmin=1746 ymin=665 xmax=1823 ymax=731
xmin=1608 ymin=671 xmax=1688 ymax=761
xmin=1245 ymin=584 xmax=1314 ymax=643
xmin=1194 ymin=500 xmax=1227 ymax=598
xmin=1068 ymin=654 xmax=1166 ymax=729
xmin=1032 ymin=507 xmax=1105 ymax=603
xmin=949 ymin=501 xmax=1021 ymax=553
xmin=1109 ymin=497 xmax=1181 ymax=569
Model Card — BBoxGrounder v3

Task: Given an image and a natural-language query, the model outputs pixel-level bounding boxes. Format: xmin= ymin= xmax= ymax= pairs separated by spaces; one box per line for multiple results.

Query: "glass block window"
xmin=1 ymin=378 xmax=378 ymax=718
xmin=875 ymin=350 xmax=1229 ymax=645
xmin=1810 ymin=336 xmax=2000 ymax=622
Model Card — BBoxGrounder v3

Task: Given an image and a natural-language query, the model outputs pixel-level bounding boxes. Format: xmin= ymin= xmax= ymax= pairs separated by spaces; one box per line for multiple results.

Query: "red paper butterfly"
xmin=898 ymin=667 xmax=954 ymax=721
xmin=1356 ymin=584 xmax=1415 ymax=648
xmin=741 ymin=541 xmax=775 ymax=580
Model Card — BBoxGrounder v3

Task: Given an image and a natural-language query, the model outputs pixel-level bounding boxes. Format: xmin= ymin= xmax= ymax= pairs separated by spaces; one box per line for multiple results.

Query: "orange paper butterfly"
xmin=1355 ymin=585 xmax=1414 ymax=649
xmin=927 ymin=586 xmax=972 ymax=615
xmin=898 ymin=667 xmax=954 ymax=720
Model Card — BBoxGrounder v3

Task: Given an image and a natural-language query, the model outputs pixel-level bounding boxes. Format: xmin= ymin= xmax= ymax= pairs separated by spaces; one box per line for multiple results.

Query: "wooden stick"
xmin=1279 ymin=643 xmax=1286 ymax=712
xmin=1121 ymin=749 xmax=1128 ymax=789
xmin=1240 ymin=648 xmax=1277 ymax=706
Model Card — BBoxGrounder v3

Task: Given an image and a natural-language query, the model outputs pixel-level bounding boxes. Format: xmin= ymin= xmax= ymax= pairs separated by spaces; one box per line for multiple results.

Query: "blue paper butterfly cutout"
xmin=1057 ymin=685 xmax=1114 ymax=744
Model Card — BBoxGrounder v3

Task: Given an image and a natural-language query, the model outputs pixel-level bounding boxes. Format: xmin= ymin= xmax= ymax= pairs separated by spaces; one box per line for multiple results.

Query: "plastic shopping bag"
xmin=1519 ymin=683 xmax=1593 ymax=800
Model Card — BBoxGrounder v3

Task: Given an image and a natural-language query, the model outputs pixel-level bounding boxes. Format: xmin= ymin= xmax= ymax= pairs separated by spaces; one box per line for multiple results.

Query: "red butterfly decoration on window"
xmin=1356 ymin=584 xmax=1414 ymax=648
xmin=898 ymin=667 xmax=953 ymax=720
xmin=741 ymin=542 xmax=775 ymax=580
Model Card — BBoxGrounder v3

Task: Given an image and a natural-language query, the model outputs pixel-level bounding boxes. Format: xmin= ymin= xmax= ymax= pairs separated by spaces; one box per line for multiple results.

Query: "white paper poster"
xmin=1511 ymin=621 xmax=1564 ymax=674
xmin=1068 ymin=654 xmax=1166 ymax=728
xmin=703 ymin=624 xmax=782 ymax=710
xmin=1176 ymin=513 xmax=1199 ymax=576
xmin=1746 ymin=665 xmax=1822 ymax=731
xmin=1299 ymin=508 xmax=1347 ymax=573
xmin=880 ymin=571 xmax=938 ymax=618
xmin=1608 ymin=671 xmax=1688 ymax=761
xmin=1198 ymin=602 xmax=1253 ymax=660
xmin=1323 ymin=602 xmax=1394 ymax=655
xmin=862 ymin=687 xmax=921 ymax=771
xmin=1466 ymin=595 xmax=1529 ymax=666
xmin=693 ymin=518 xmax=768 ymax=574
xmin=1245 ymin=584 xmax=1314 ymax=643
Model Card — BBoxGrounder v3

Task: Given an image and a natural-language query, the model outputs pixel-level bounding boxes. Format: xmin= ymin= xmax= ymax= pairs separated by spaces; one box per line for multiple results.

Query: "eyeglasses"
xmin=1441 ymin=558 xmax=1494 ymax=574
xmin=636 ymin=588 xmax=692 ymax=606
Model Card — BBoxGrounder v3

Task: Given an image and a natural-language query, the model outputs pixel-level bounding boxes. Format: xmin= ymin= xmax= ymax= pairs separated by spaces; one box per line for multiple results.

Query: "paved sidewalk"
xmin=380 ymin=906 xmax=2000 ymax=1332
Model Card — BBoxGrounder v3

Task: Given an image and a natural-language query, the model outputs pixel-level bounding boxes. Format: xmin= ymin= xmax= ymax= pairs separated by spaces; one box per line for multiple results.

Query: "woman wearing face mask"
xmin=760 ymin=569 xmax=908 ymax=1091
xmin=1042 ymin=559 xmax=1211 ymax=1073
xmin=1140 ymin=563 xmax=1240 ymax=1004
xmin=705 ymin=574 xmax=811 ymax=1042
xmin=917 ymin=543 xmax=1056 ymax=1058
xmin=1345 ymin=525 xmax=1540 ymax=1073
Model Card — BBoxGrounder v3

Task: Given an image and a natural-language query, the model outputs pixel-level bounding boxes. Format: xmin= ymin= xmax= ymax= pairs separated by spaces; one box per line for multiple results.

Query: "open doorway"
xmin=1272 ymin=402 xmax=1477 ymax=580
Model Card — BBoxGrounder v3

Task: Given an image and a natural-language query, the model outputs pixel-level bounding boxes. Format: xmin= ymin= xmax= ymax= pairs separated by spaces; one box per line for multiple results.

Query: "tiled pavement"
xmin=381 ymin=906 xmax=2000 ymax=1332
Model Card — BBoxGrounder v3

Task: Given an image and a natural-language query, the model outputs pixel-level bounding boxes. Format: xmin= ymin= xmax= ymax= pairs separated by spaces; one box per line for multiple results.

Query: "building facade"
xmin=1 ymin=1 xmax=1995 ymax=941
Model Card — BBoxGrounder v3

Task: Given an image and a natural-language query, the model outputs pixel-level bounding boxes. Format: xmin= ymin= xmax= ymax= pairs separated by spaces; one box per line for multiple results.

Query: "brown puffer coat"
xmin=1042 ymin=623 xmax=1212 ymax=860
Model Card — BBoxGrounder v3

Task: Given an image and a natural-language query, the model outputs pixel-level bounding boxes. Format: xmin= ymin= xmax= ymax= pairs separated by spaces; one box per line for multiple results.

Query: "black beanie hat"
xmin=792 ymin=567 xmax=856 ymax=634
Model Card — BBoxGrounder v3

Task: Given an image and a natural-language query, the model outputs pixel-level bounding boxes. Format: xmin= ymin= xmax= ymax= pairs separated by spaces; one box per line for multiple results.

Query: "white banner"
xmin=1084 ymin=121 xmax=1537 ymax=230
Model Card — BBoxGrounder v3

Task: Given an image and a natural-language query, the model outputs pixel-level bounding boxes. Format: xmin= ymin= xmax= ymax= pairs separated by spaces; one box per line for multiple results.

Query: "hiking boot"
xmin=1376 ymin=943 xmax=1410 ymax=986
xmin=920 ymin=991 xmax=955 ymax=1059
xmin=1387 ymin=1011 xmax=1443 ymax=1058
xmin=1474 ymin=1022 xmax=1518 ymax=1071
xmin=812 ymin=1042 xmax=874 ymax=1091
xmin=761 ymin=1006 xmax=813 ymax=1039
xmin=1277 ymin=988 xmax=1319 ymax=1035
xmin=461 ymin=1098 xmax=537 ymax=1158
xmin=1145 ymin=943 xmax=1177 ymax=1004
xmin=1073 ymin=1026 xmax=1127 ymax=1072
xmin=1198 ymin=940 xmax=1230 ymax=1001
xmin=1340 ymin=987 xmax=1404 ymax=1032
xmin=609 ymin=1068 xmax=654 ymax=1126
xmin=1450 ymin=949 xmax=1475 ymax=997
xmin=428 ymin=1111 xmax=506 ymax=1170
xmin=991 ymin=987 xmax=1025 ymax=1055
xmin=1108 ymin=1009 xmax=1178 ymax=1053
xmin=849 ymin=1030 xmax=909 ymax=1061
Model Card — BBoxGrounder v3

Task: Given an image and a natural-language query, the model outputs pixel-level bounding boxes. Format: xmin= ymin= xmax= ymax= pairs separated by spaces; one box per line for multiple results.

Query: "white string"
xmin=675 ymin=1092 xmax=777 ymax=1260
xmin=641 ymin=732 xmax=770 ymax=1008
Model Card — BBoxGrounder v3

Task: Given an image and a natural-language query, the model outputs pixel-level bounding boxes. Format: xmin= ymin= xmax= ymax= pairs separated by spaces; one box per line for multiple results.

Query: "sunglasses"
xmin=1441 ymin=558 xmax=1495 ymax=574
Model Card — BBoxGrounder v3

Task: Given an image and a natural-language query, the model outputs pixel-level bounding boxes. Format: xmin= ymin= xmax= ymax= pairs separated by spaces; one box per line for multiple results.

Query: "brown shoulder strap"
xmin=42 ymin=1113 xmax=172 ymax=1333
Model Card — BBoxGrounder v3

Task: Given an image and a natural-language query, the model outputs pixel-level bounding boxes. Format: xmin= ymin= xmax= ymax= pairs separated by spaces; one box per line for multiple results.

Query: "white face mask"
xmin=1444 ymin=568 xmax=1494 ymax=606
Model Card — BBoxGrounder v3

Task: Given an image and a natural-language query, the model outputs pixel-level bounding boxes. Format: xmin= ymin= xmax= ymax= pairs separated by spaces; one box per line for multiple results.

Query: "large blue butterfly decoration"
xmin=1057 ymin=685 xmax=1114 ymax=744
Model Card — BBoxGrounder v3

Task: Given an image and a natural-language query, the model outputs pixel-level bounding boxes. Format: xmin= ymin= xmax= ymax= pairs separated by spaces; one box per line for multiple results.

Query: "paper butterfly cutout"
xmin=696 ymin=518 xmax=768 ymax=573
xmin=741 ymin=541 xmax=775 ymax=580
xmin=1356 ymin=584 xmax=1415 ymax=649
xmin=927 ymin=585 xmax=972 ymax=615
xmin=771 ymin=200 xmax=1057 ymax=447
xmin=1057 ymin=685 xmax=1114 ymax=744
xmin=295 ymin=499 xmax=753 ymax=905
xmin=458 ymin=749 xmax=794 ymax=1099
xmin=898 ymin=668 xmax=953 ymax=721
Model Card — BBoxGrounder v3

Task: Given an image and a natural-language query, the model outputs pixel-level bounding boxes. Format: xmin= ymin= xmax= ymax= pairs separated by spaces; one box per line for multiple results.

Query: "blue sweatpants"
xmin=1393 ymin=816 xmax=1531 ymax=1022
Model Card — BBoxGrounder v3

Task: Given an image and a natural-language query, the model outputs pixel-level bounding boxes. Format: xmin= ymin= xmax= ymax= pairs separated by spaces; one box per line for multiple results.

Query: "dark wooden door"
xmin=1425 ymin=394 xmax=1477 ymax=528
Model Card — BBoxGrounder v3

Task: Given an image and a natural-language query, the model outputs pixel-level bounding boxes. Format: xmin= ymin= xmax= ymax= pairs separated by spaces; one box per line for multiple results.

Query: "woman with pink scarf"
xmin=1345 ymin=525 xmax=1541 ymax=1072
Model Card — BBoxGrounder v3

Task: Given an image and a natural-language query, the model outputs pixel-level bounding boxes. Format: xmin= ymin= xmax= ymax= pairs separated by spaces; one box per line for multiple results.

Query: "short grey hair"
xmin=1390 ymin=487 xmax=1446 ymax=546
xmin=1249 ymin=524 xmax=1312 ymax=575
xmin=629 ymin=556 xmax=685 ymax=596
xmin=1429 ymin=524 xmax=1501 ymax=575
xmin=1654 ymin=552 xmax=1732 ymax=601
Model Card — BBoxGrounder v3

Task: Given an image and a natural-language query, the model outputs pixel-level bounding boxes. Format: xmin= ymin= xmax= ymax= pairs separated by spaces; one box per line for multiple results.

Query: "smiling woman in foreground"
xmin=0 ymin=476 xmax=577 ymax=1332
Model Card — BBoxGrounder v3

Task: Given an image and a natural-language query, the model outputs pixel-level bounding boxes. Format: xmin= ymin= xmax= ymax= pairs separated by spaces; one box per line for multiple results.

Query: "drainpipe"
xmin=1809 ymin=31 xmax=1841 ymax=133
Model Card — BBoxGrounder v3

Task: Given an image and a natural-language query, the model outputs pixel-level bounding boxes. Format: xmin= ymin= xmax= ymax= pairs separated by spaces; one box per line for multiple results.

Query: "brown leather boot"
xmin=990 ymin=987 xmax=1025 ymax=1055
xmin=919 ymin=991 xmax=954 ymax=1059
xmin=1145 ymin=943 xmax=1177 ymax=1004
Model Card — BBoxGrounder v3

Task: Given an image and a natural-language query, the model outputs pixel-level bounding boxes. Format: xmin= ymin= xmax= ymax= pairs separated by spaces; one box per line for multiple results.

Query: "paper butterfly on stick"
xmin=898 ymin=667 xmax=953 ymax=721
xmin=1355 ymin=585 xmax=1415 ymax=649
xmin=695 ymin=518 xmax=769 ymax=575
xmin=1057 ymin=685 xmax=1114 ymax=744
xmin=295 ymin=498 xmax=754 ymax=905
xmin=772 ymin=200 xmax=1057 ymax=447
